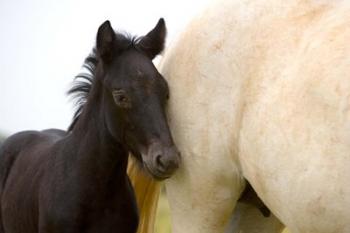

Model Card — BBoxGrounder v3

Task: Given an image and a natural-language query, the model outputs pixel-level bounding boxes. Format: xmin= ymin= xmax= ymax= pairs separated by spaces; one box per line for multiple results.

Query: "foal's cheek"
xmin=125 ymin=129 xmax=142 ymax=149
xmin=128 ymin=123 xmax=136 ymax=131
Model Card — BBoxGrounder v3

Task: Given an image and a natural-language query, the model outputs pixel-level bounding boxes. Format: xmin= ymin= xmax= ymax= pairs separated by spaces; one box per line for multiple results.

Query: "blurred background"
xmin=0 ymin=0 xmax=212 ymax=136
xmin=155 ymin=188 xmax=172 ymax=233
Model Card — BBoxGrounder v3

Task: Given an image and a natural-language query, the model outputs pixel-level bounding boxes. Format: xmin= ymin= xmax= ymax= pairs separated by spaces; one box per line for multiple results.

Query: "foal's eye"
xmin=112 ymin=90 xmax=131 ymax=108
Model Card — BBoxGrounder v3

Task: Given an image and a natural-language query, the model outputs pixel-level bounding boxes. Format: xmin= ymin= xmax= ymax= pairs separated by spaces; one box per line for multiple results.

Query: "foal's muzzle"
xmin=142 ymin=142 xmax=181 ymax=180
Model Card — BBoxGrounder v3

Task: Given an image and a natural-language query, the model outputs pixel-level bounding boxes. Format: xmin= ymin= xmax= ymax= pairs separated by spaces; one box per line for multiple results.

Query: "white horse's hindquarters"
xmin=239 ymin=66 xmax=350 ymax=233
xmin=238 ymin=3 xmax=350 ymax=232
xmin=240 ymin=99 xmax=350 ymax=233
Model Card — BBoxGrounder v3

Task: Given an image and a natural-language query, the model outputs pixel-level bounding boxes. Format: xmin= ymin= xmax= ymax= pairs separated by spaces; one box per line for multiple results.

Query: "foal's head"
xmin=93 ymin=19 xmax=180 ymax=179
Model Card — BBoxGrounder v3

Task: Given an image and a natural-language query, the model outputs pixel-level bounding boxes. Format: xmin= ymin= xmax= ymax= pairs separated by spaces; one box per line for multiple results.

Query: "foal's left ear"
xmin=96 ymin=20 xmax=115 ymax=63
xmin=138 ymin=18 xmax=167 ymax=59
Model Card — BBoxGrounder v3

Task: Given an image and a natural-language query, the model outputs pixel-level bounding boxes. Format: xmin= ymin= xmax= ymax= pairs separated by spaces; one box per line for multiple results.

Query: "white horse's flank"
xmin=160 ymin=0 xmax=350 ymax=232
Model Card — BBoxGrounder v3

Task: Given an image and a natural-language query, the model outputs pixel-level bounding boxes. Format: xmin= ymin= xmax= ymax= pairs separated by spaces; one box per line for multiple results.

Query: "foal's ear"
xmin=96 ymin=20 xmax=115 ymax=62
xmin=138 ymin=18 xmax=166 ymax=59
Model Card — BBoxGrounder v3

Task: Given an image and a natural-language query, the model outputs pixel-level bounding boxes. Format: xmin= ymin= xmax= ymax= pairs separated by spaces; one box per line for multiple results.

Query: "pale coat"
xmin=159 ymin=0 xmax=350 ymax=232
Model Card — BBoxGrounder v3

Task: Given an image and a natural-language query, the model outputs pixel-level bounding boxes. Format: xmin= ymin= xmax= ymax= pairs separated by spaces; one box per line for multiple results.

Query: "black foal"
xmin=0 ymin=19 xmax=180 ymax=233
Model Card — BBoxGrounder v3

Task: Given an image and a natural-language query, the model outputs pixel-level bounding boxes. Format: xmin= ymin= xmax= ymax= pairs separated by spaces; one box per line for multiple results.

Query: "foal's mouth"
xmin=143 ymin=162 xmax=172 ymax=180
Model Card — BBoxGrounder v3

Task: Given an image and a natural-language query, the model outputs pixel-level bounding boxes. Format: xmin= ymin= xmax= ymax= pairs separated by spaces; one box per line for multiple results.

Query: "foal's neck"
xmin=69 ymin=88 xmax=129 ymax=180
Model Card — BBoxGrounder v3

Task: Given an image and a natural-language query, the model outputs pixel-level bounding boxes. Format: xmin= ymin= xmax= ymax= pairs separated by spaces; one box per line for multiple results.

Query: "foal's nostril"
xmin=156 ymin=154 xmax=166 ymax=170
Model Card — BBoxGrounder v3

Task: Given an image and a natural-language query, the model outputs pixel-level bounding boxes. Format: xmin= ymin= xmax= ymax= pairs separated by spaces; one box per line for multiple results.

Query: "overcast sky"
xmin=0 ymin=0 xmax=212 ymax=135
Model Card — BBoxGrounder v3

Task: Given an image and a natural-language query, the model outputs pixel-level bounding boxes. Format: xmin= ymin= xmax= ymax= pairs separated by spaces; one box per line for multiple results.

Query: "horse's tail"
xmin=127 ymin=157 xmax=161 ymax=233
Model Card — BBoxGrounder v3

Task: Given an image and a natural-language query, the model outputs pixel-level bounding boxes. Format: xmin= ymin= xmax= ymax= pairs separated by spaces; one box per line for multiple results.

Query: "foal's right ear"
xmin=96 ymin=20 xmax=115 ymax=63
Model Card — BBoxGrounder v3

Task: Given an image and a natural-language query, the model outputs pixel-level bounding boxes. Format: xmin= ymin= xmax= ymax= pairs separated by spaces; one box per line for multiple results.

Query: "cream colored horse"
xmin=130 ymin=0 xmax=350 ymax=232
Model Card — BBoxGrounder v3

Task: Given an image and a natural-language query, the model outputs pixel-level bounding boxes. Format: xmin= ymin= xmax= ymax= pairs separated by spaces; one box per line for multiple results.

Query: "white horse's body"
xmin=160 ymin=0 xmax=350 ymax=232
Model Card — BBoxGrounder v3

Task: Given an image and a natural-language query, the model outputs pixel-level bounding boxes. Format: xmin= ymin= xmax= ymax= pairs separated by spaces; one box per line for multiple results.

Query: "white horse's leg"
xmin=165 ymin=152 xmax=244 ymax=233
xmin=225 ymin=203 xmax=285 ymax=233
xmin=163 ymin=61 xmax=246 ymax=233
xmin=161 ymin=28 xmax=247 ymax=232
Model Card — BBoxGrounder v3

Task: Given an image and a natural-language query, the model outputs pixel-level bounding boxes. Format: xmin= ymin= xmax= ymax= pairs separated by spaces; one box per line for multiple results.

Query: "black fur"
xmin=0 ymin=18 xmax=180 ymax=233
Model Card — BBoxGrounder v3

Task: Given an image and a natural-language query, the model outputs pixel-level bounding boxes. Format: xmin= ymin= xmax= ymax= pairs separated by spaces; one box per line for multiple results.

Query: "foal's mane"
xmin=67 ymin=33 xmax=143 ymax=131
xmin=67 ymin=53 xmax=97 ymax=131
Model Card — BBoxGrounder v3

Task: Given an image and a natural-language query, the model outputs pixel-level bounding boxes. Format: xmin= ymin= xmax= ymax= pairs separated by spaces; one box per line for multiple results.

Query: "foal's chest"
xmin=40 ymin=174 xmax=139 ymax=233
xmin=84 ymin=203 xmax=139 ymax=233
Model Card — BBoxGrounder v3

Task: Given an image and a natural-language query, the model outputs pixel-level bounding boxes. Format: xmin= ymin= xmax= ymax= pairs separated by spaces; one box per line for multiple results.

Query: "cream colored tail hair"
xmin=127 ymin=157 xmax=161 ymax=233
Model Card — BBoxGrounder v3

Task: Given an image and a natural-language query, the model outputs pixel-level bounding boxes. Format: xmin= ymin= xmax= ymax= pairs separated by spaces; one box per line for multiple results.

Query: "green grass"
xmin=155 ymin=189 xmax=172 ymax=233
